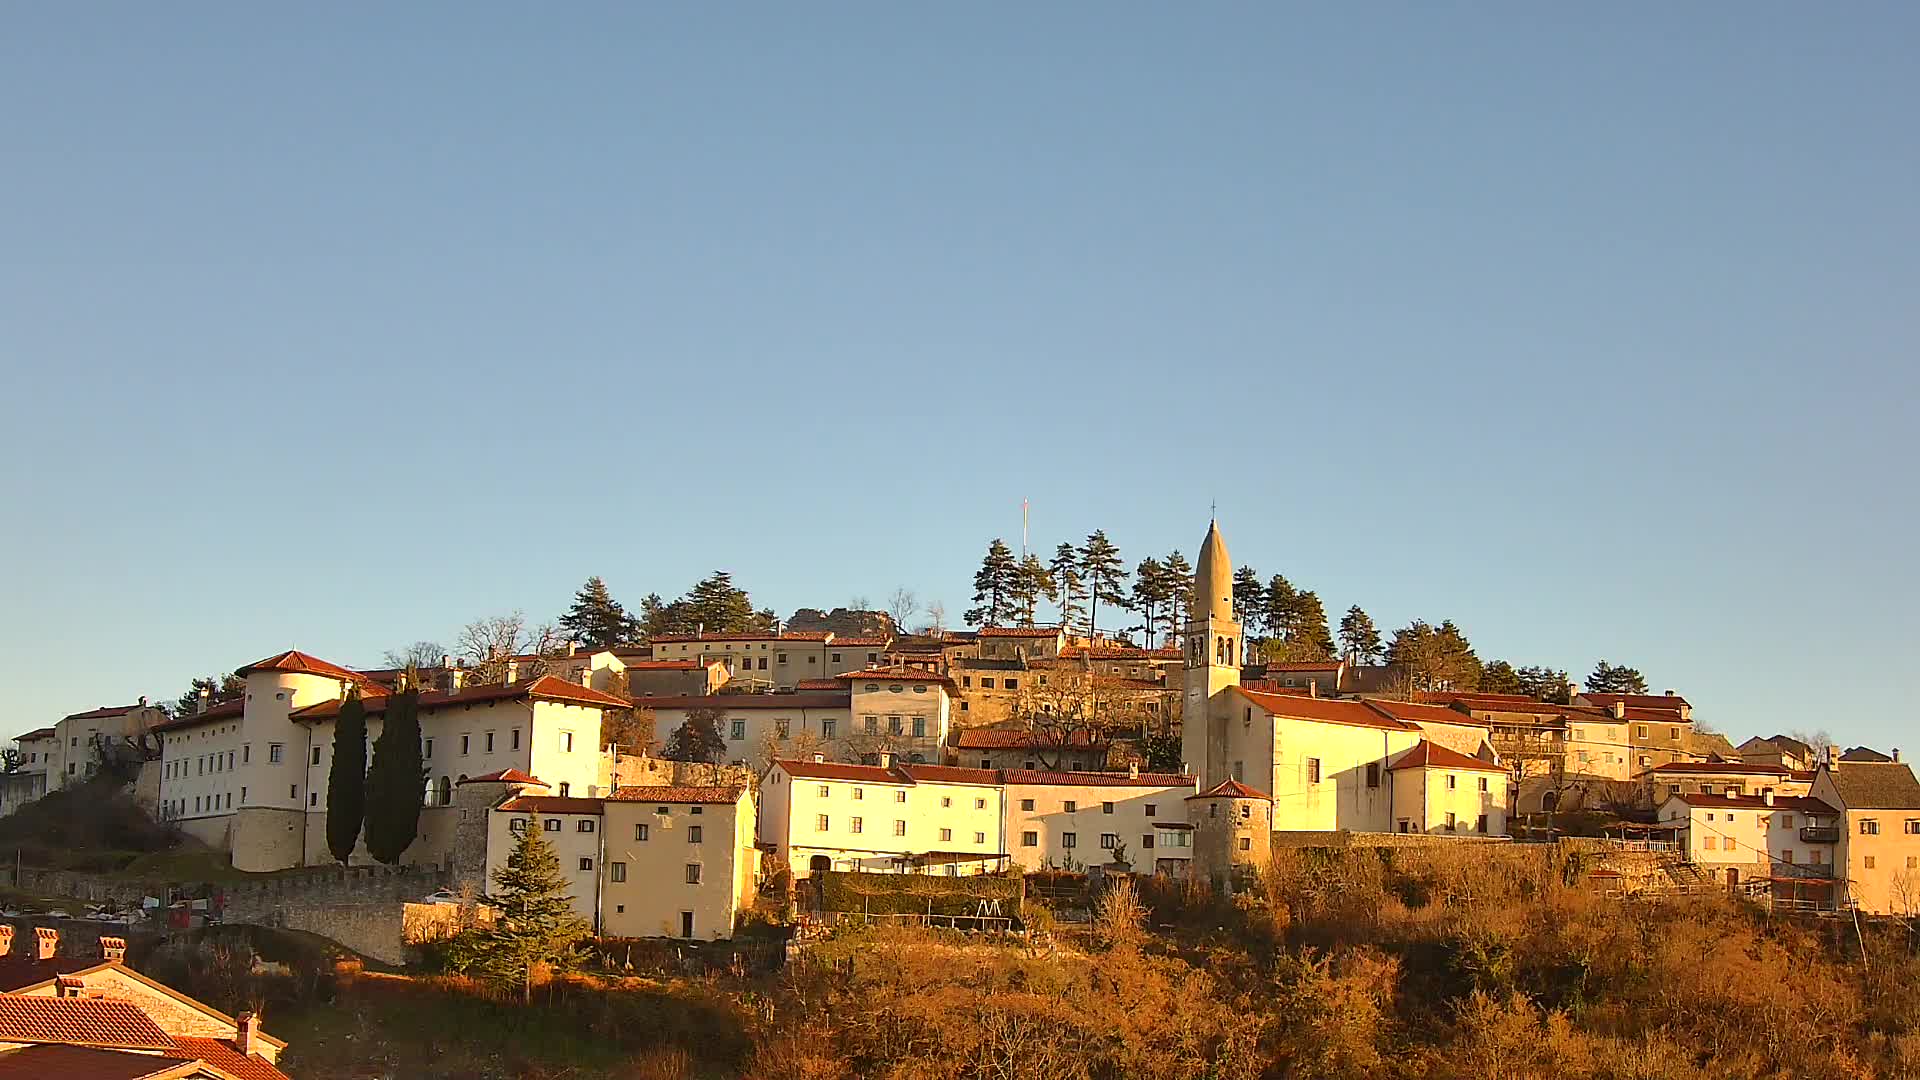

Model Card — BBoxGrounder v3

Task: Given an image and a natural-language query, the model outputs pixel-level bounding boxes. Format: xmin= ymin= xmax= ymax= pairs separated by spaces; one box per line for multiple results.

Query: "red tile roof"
xmin=0 ymin=955 xmax=110 ymax=992
xmin=171 ymin=1037 xmax=292 ymax=1080
xmin=1580 ymin=692 xmax=1690 ymax=711
xmin=458 ymin=769 xmax=547 ymax=786
xmin=604 ymin=785 xmax=745 ymax=804
xmin=1263 ymin=660 xmax=1344 ymax=672
xmin=1057 ymin=646 xmax=1181 ymax=661
xmin=234 ymin=649 xmax=369 ymax=684
xmin=641 ymin=693 xmax=849 ymax=711
xmin=976 ymin=627 xmax=1062 ymax=638
xmin=0 ymin=1044 xmax=201 ymax=1080
xmin=793 ymin=678 xmax=842 ymax=691
xmin=1002 ymin=770 xmax=1192 ymax=788
xmin=1620 ymin=707 xmax=1691 ymax=723
xmin=291 ymin=675 xmax=630 ymax=722
xmin=1233 ymin=687 xmax=1419 ymax=731
xmin=1388 ymin=740 xmax=1506 ymax=773
xmin=1188 ymin=778 xmax=1270 ymax=801
xmin=1364 ymin=698 xmax=1488 ymax=729
xmin=775 ymin=759 xmax=900 ymax=783
xmin=60 ymin=705 xmax=150 ymax=723
xmin=622 ymin=660 xmax=705 ymax=671
xmin=150 ymin=698 xmax=246 ymax=733
xmin=828 ymin=637 xmax=890 ymax=647
xmin=0 ymin=996 xmax=177 ymax=1051
xmin=650 ymin=631 xmax=830 ymax=643
xmin=1667 ymin=793 xmax=1836 ymax=813
xmin=836 ymin=668 xmax=960 ymax=692
xmin=952 ymin=728 xmax=1108 ymax=750
xmin=1647 ymin=761 xmax=1791 ymax=775
xmin=899 ymin=764 xmax=1001 ymax=785
xmin=498 ymin=796 xmax=604 ymax=815
xmin=14 ymin=727 xmax=56 ymax=742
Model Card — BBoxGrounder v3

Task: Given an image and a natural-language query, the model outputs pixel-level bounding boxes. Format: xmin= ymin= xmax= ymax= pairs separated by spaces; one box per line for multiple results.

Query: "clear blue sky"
xmin=3 ymin=5 xmax=1914 ymax=750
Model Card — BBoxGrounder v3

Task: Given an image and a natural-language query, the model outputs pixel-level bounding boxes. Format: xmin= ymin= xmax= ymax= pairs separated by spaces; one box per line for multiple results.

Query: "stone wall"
xmin=221 ymin=864 xmax=448 ymax=966
xmin=1270 ymin=830 xmax=1515 ymax=850
xmin=608 ymin=755 xmax=754 ymax=790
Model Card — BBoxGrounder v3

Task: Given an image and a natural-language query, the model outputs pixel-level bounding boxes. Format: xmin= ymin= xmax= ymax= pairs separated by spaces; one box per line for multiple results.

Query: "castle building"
xmin=1177 ymin=520 xmax=1507 ymax=860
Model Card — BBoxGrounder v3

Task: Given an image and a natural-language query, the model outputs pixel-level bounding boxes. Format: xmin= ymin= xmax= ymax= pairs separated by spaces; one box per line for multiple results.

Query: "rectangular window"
xmin=1864 ymin=855 xmax=1877 ymax=870
xmin=685 ymin=864 xmax=702 ymax=884
xmin=485 ymin=732 xmax=495 ymax=752
xmin=940 ymin=828 xmax=953 ymax=842
xmin=1065 ymin=800 xmax=1077 ymax=813
xmin=289 ymin=784 xmax=298 ymax=799
xmin=852 ymin=788 xmax=864 ymax=801
xmin=731 ymin=720 xmax=747 ymax=740
xmin=1142 ymin=834 xmax=1155 ymax=849
xmin=815 ymin=814 xmax=830 ymax=832
xmin=888 ymin=716 xmax=903 ymax=735
xmin=981 ymin=678 xmax=995 ymax=689
xmin=1444 ymin=812 xmax=1457 ymax=831
xmin=609 ymin=862 xmax=627 ymax=882
xmin=687 ymin=825 xmax=703 ymax=843
xmin=863 ymin=716 xmax=878 ymax=735
xmin=1062 ymin=832 xmax=1077 ymax=849
xmin=941 ymin=796 xmax=952 ymax=808
xmin=268 ymin=744 xmax=284 ymax=764
xmin=1365 ymin=763 xmax=1380 ymax=788
xmin=1703 ymin=836 xmax=1717 ymax=850
xmin=894 ymin=790 xmax=907 ymax=803
xmin=818 ymin=785 xmax=831 ymax=798
xmin=893 ymin=819 xmax=907 ymax=836
xmin=424 ymin=738 xmax=434 ymax=758
xmin=776 ymin=719 xmax=790 ymax=739
xmin=1861 ymin=820 xmax=1881 ymax=835
xmin=1101 ymin=833 xmax=1118 ymax=849
xmin=578 ymin=857 xmax=594 ymax=871
xmin=974 ymin=797 xmax=986 ymax=809
xmin=1102 ymin=802 xmax=1114 ymax=814
xmin=1021 ymin=798 xmax=1035 ymax=811
xmin=311 ymin=746 xmax=322 ymax=766
xmin=1239 ymin=836 xmax=1252 ymax=851
xmin=831 ymin=652 xmax=841 ymax=663
xmin=1478 ymin=777 xmax=1489 ymax=792
xmin=912 ymin=717 xmax=926 ymax=738
xmin=974 ymin=831 xmax=986 ymax=844
xmin=851 ymin=817 xmax=863 ymax=834
xmin=1021 ymin=831 xmax=1038 ymax=846
xmin=562 ymin=732 xmax=574 ymax=752
xmin=577 ymin=820 xmax=595 ymax=833
xmin=461 ymin=735 xmax=471 ymax=755
xmin=822 ymin=719 xmax=836 ymax=738
xmin=1446 ymin=775 xmax=1458 ymax=790
xmin=510 ymin=818 xmax=527 ymax=833
xmin=1476 ymin=815 xmax=1487 ymax=833
xmin=1905 ymin=820 xmax=1920 ymax=835
xmin=1307 ymin=757 xmax=1321 ymax=783
xmin=1005 ymin=678 xmax=1018 ymax=690
xmin=777 ymin=652 xmax=788 ymax=664
xmin=544 ymin=819 xmax=560 ymax=832
xmin=635 ymin=823 xmax=649 ymax=841
xmin=512 ymin=729 xmax=521 ymax=750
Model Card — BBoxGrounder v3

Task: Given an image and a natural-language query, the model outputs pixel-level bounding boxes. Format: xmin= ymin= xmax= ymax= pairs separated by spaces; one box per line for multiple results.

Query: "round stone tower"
xmin=1186 ymin=778 xmax=1272 ymax=893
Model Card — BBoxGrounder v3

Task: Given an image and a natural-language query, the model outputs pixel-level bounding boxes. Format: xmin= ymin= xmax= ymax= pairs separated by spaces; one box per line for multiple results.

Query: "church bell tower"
xmin=1181 ymin=519 xmax=1242 ymax=785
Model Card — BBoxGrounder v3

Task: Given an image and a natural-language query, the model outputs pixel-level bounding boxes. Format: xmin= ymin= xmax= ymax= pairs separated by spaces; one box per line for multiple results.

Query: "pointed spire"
xmin=1190 ymin=519 xmax=1234 ymax=625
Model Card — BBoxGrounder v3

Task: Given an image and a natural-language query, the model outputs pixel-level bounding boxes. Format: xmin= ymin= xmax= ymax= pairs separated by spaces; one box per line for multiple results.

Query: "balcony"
xmin=1772 ymin=862 xmax=1836 ymax=881
xmin=1799 ymin=826 xmax=1840 ymax=844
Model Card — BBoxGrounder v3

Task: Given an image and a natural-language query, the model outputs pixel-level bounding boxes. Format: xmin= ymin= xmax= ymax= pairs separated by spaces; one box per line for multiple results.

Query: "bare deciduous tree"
xmin=382 ymin=641 xmax=447 ymax=670
xmin=1012 ymin=667 xmax=1167 ymax=770
xmin=456 ymin=612 xmax=567 ymax=685
xmin=887 ymin=588 xmax=919 ymax=635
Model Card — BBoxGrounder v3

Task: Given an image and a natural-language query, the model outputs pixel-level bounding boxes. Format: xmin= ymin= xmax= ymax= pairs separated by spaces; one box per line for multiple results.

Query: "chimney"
xmin=1664 ymin=689 xmax=1677 ymax=697
xmin=1128 ymin=762 xmax=1139 ymax=780
xmin=1828 ymin=745 xmax=1841 ymax=766
xmin=197 ymin=687 xmax=212 ymax=714
xmin=879 ymin=752 xmax=894 ymax=769
xmin=1308 ymin=680 xmax=1318 ymax=699
xmin=1894 ymin=748 xmax=1902 ymax=763
xmin=1611 ymin=701 xmax=1626 ymax=720
xmin=1763 ymin=790 xmax=1774 ymax=807
xmin=137 ymin=696 xmax=147 ymax=707
xmin=567 ymin=640 xmax=578 ymax=657
xmin=34 ymin=927 xmax=57 ymax=960
xmin=812 ymin=753 xmax=825 ymax=764
xmin=237 ymin=1012 xmax=261 ymax=1056
xmin=0 ymin=926 xmax=14 ymax=956
xmin=99 ymin=936 xmax=126 ymax=963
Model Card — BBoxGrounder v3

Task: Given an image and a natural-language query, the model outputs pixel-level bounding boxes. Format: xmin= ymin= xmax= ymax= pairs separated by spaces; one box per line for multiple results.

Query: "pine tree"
xmin=1265 ymin=575 xmax=1298 ymax=641
xmin=681 ymin=572 xmax=757 ymax=634
xmin=636 ymin=593 xmax=677 ymax=639
xmin=476 ymin=825 xmax=591 ymax=1002
xmin=1516 ymin=665 xmax=1573 ymax=704
xmin=1049 ymin=543 xmax=1084 ymax=630
xmin=1129 ymin=557 xmax=1171 ymax=648
xmin=1231 ymin=567 xmax=1268 ymax=642
xmin=1480 ymin=661 xmax=1523 ymax=696
xmin=965 ymin=539 xmax=1020 ymax=628
xmin=1586 ymin=661 xmax=1649 ymax=695
xmin=170 ymin=673 xmax=244 ymax=717
xmin=1010 ymin=554 xmax=1054 ymax=627
xmin=363 ymin=686 xmax=426 ymax=865
xmin=1161 ymin=550 xmax=1193 ymax=647
xmin=1289 ymin=590 xmax=1336 ymax=660
xmin=1078 ymin=530 xmax=1127 ymax=639
xmin=324 ymin=689 xmax=368 ymax=864
xmin=558 ymin=576 xmax=635 ymax=649
xmin=1386 ymin=620 xmax=1483 ymax=693
xmin=1338 ymin=606 xmax=1383 ymax=664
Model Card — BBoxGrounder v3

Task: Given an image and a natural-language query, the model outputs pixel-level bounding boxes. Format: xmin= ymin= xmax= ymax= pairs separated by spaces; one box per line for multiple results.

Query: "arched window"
xmin=1227 ymin=638 xmax=1235 ymax=666
xmin=437 ymin=776 xmax=452 ymax=805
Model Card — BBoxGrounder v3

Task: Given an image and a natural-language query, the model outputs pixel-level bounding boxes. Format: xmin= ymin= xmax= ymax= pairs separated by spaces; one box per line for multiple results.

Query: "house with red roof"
xmin=151 ymin=650 xmax=631 ymax=872
xmin=645 ymin=631 xmax=891 ymax=691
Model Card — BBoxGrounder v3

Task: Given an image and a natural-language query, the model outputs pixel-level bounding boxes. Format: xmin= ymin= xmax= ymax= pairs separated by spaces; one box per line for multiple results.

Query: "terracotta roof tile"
xmin=1823 ymin=762 xmax=1920 ymax=809
xmin=170 ymin=1037 xmax=292 ymax=1080
xmin=291 ymin=675 xmax=629 ymax=722
xmin=793 ymin=678 xmax=842 ymax=690
xmin=1580 ymin=692 xmax=1690 ymax=710
xmin=1388 ymin=740 xmax=1506 ymax=773
xmin=976 ymin=627 xmax=1062 ymax=638
xmin=1188 ymin=778 xmax=1270 ymax=801
xmin=622 ymin=660 xmax=705 ymax=671
xmin=952 ymin=728 xmax=1108 ymax=750
xmin=14 ymin=727 xmax=56 ymax=742
xmin=458 ymin=769 xmax=547 ymax=786
xmin=650 ymin=631 xmax=830 ymax=643
xmin=1262 ymin=660 xmax=1344 ymax=672
xmin=1002 ymin=770 xmax=1192 ymax=788
xmin=899 ymin=764 xmax=1000 ymax=785
xmin=1647 ymin=761 xmax=1790 ymax=775
xmin=1364 ymin=698 xmax=1487 ymax=728
xmin=1233 ymin=687 xmax=1418 ymax=731
xmin=1057 ymin=646 xmax=1182 ymax=660
xmin=0 ymin=996 xmax=177 ymax=1052
xmin=604 ymin=785 xmax=745 ymax=804
xmin=497 ymin=796 xmax=604 ymax=815
xmin=233 ymin=650 xmax=369 ymax=683
xmin=0 ymin=1044 xmax=200 ymax=1080
xmin=835 ymin=667 xmax=959 ymax=690
xmin=1667 ymin=792 xmax=1836 ymax=812
xmin=775 ymin=759 xmax=903 ymax=783
xmin=642 ymin=693 xmax=849 ymax=711
xmin=59 ymin=705 xmax=150 ymax=723
xmin=151 ymin=699 xmax=245 ymax=734
xmin=827 ymin=637 xmax=890 ymax=647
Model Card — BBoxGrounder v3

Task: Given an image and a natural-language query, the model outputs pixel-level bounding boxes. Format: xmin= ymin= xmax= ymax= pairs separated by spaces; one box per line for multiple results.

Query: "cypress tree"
xmin=363 ymin=685 xmax=426 ymax=865
xmin=324 ymin=690 xmax=368 ymax=864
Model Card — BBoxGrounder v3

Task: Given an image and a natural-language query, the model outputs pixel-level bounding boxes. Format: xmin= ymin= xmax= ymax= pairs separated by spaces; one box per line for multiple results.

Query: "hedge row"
xmin=815 ymin=870 xmax=1022 ymax=917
